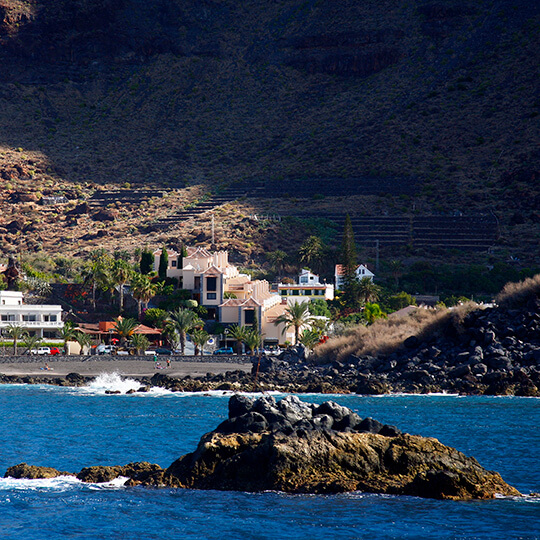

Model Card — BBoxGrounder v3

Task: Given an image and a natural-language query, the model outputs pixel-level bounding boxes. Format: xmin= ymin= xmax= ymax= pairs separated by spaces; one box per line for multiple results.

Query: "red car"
xmin=49 ymin=347 xmax=61 ymax=356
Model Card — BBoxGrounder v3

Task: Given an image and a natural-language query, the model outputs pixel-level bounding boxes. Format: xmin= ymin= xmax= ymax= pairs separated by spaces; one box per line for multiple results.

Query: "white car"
xmin=96 ymin=344 xmax=116 ymax=355
xmin=30 ymin=347 xmax=51 ymax=355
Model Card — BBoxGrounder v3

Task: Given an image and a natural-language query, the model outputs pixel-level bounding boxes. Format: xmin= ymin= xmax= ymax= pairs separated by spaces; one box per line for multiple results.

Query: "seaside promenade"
xmin=0 ymin=355 xmax=252 ymax=378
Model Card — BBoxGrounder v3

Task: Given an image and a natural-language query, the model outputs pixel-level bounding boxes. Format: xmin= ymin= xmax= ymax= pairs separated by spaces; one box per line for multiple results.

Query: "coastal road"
xmin=0 ymin=358 xmax=253 ymax=378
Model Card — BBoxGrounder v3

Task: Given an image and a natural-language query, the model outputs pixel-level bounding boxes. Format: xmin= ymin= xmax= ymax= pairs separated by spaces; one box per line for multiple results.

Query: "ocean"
xmin=0 ymin=373 xmax=538 ymax=540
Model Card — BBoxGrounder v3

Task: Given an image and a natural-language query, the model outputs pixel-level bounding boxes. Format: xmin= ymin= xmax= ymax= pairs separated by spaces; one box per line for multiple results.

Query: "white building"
xmin=0 ymin=291 xmax=64 ymax=340
xmin=334 ymin=264 xmax=375 ymax=290
xmin=278 ymin=269 xmax=334 ymax=305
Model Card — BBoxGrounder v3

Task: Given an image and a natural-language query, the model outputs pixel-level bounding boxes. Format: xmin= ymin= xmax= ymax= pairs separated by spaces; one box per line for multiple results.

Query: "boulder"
xmin=160 ymin=429 xmax=520 ymax=500
xmin=5 ymin=463 xmax=72 ymax=479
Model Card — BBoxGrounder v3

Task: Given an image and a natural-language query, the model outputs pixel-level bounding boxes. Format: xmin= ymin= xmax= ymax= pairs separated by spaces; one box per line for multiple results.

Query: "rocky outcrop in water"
xmin=5 ymin=396 xmax=520 ymax=500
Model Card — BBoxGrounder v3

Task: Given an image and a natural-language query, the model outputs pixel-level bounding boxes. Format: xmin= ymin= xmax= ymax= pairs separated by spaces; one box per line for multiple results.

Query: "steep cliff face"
xmin=0 ymin=0 xmax=538 ymax=257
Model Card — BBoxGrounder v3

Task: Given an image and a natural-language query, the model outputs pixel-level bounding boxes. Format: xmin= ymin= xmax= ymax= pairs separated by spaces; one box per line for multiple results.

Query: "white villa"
xmin=154 ymin=247 xmax=295 ymax=345
xmin=278 ymin=269 xmax=334 ymax=305
xmin=334 ymin=264 xmax=375 ymax=290
xmin=0 ymin=291 xmax=64 ymax=340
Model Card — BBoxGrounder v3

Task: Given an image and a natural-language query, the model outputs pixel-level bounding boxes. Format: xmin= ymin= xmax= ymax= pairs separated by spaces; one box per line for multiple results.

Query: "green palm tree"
xmin=113 ymin=318 xmax=139 ymax=346
xmin=358 ymin=277 xmax=381 ymax=304
xmin=130 ymin=273 xmax=157 ymax=317
xmin=189 ymin=328 xmax=209 ymax=356
xmin=75 ymin=331 xmax=93 ymax=355
xmin=6 ymin=324 xmax=27 ymax=355
xmin=298 ymin=328 xmax=320 ymax=349
xmin=243 ymin=327 xmax=262 ymax=355
xmin=82 ymin=250 xmax=112 ymax=310
xmin=364 ymin=302 xmax=386 ymax=324
xmin=23 ymin=334 xmax=42 ymax=355
xmin=60 ymin=322 xmax=78 ymax=352
xmin=298 ymin=236 xmax=325 ymax=274
xmin=131 ymin=333 xmax=150 ymax=355
xmin=166 ymin=308 xmax=202 ymax=355
xmin=227 ymin=324 xmax=248 ymax=355
xmin=266 ymin=250 xmax=287 ymax=279
xmin=111 ymin=259 xmax=132 ymax=312
xmin=273 ymin=301 xmax=316 ymax=345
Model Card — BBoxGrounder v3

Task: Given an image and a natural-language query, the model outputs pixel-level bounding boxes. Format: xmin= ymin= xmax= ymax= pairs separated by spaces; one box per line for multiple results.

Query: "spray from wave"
xmin=82 ymin=372 xmax=142 ymax=395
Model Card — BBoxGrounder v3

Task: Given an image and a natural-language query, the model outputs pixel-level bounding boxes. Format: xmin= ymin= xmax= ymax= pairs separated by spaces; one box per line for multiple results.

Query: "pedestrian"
xmin=166 ymin=358 xmax=171 ymax=368
xmin=153 ymin=353 xmax=158 ymax=364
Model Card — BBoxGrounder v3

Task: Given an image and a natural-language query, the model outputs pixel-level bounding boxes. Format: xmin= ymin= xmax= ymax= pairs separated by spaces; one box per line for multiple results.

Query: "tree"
xmin=227 ymin=324 xmax=248 ymax=355
xmin=364 ymin=302 xmax=386 ymax=324
xmin=266 ymin=250 xmax=287 ymax=279
xmin=158 ymin=247 xmax=168 ymax=279
xmin=341 ymin=214 xmax=357 ymax=277
xmin=130 ymin=273 xmax=156 ymax=317
xmin=143 ymin=308 xmax=169 ymax=329
xmin=298 ymin=328 xmax=320 ymax=349
xmin=60 ymin=322 xmax=78 ymax=352
xmin=298 ymin=236 xmax=325 ymax=274
xmin=113 ymin=317 xmax=139 ymax=346
xmin=358 ymin=277 xmax=381 ymax=304
xmin=273 ymin=301 xmax=316 ymax=345
xmin=140 ymin=248 xmax=154 ymax=275
xmin=111 ymin=259 xmax=132 ymax=312
xmin=23 ymin=334 xmax=41 ymax=355
xmin=131 ymin=333 xmax=150 ymax=355
xmin=6 ymin=324 xmax=27 ymax=355
xmin=189 ymin=328 xmax=209 ymax=355
xmin=244 ymin=326 xmax=263 ymax=355
xmin=166 ymin=308 xmax=202 ymax=355
xmin=389 ymin=260 xmax=403 ymax=291
xmin=75 ymin=331 xmax=93 ymax=355
xmin=82 ymin=250 xmax=112 ymax=310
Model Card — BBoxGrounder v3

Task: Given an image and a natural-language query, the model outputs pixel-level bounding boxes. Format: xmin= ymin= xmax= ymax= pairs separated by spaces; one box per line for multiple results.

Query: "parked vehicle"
xmin=49 ymin=347 xmax=61 ymax=356
xmin=30 ymin=347 xmax=50 ymax=355
xmin=96 ymin=344 xmax=116 ymax=355
xmin=213 ymin=347 xmax=234 ymax=355
xmin=154 ymin=347 xmax=173 ymax=356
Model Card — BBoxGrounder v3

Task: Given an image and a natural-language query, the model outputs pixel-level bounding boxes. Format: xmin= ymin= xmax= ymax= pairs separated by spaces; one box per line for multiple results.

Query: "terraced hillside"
xmin=0 ymin=0 xmax=538 ymax=263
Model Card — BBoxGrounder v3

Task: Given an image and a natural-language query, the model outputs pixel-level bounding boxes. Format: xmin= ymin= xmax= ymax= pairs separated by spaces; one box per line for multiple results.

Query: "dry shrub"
xmin=496 ymin=274 xmax=540 ymax=309
xmin=313 ymin=303 xmax=480 ymax=364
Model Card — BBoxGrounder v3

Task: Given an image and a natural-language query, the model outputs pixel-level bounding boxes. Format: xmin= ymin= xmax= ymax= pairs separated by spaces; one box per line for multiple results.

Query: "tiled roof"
xmin=202 ymin=265 xmax=223 ymax=276
xmin=335 ymin=264 xmax=372 ymax=276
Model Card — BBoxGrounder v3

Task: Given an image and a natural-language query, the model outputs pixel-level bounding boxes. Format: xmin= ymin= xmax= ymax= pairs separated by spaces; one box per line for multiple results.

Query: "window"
xmin=300 ymin=277 xmax=308 ymax=284
xmin=1 ymin=314 xmax=15 ymax=322
xmin=43 ymin=314 xmax=57 ymax=322
xmin=171 ymin=260 xmax=177 ymax=268
xmin=292 ymin=289 xmax=299 ymax=296
xmin=23 ymin=315 xmax=37 ymax=322
xmin=244 ymin=309 xmax=255 ymax=325
xmin=207 ymin=293 xmax=217 ymax=300
xmin=280 ymin=290 xmax=287 ymax=296
xmin=206 ymin=277 xmax=217 ymax=291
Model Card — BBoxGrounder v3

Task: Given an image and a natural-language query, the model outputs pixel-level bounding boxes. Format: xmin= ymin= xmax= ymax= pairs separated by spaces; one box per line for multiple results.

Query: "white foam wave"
xmin=82 ymin=372 xmax=142 ymax=395
xmin=0 ymin=475 xmax=82 ymax=492
xmin=0 ymin=475 xmax=129 ymax=492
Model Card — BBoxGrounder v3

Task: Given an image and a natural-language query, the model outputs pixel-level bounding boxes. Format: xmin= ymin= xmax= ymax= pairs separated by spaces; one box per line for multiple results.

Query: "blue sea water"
xmin=0 ymin=374 xmax=538 ymax=540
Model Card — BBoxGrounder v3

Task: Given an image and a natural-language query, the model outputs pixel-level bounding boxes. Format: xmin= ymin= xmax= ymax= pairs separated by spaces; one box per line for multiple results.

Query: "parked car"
xmin=213 ymin=347 xmax=234 ymax=355
xmin=96 ymin=344 xmax=116 ymax=355
xmin=49 ymin=347 xmax=61 ymax=356
xmin=30 ymin=347 xmax=50 ymax=355
xmin=154 ymin=347 xmax=173 ymax=356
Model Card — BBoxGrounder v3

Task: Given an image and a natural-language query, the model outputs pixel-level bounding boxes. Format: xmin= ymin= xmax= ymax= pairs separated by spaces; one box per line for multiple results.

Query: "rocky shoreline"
xmin=1 ymin=300 xmax=539 ymax=396
xmin=5 ymin=395 xmax=521 ymax=500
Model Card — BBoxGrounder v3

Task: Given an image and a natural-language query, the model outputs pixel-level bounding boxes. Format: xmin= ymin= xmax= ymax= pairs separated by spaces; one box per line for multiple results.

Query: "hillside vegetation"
xmin=0 ymin=0 xmax=538 ymax=262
